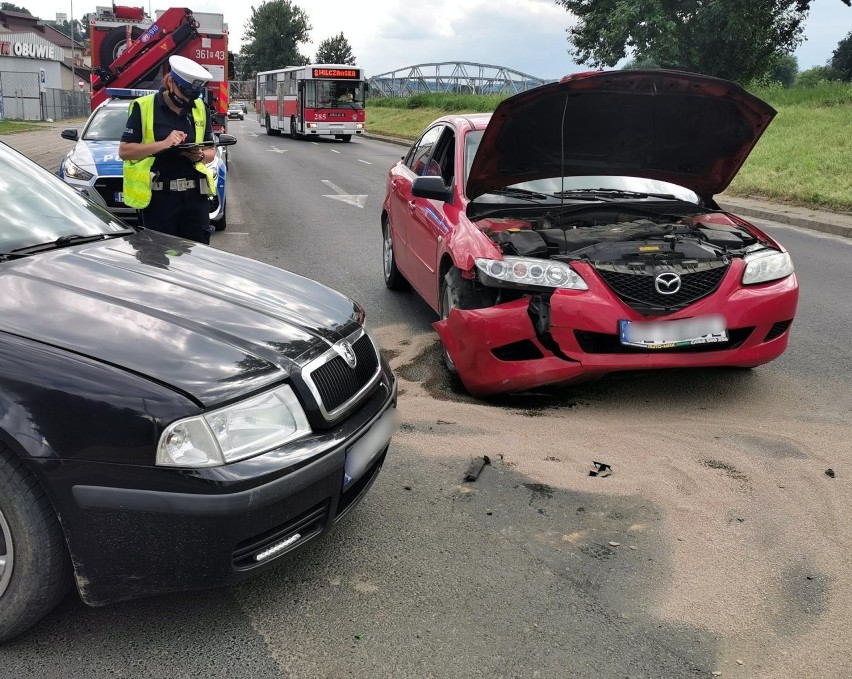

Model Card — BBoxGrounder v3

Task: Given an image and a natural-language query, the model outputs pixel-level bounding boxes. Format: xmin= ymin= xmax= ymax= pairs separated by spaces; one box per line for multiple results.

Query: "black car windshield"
xmin=82 ymin=105 xmax=130 ymax=141
xmin=0 ymin=142 xmax=129 ymax=252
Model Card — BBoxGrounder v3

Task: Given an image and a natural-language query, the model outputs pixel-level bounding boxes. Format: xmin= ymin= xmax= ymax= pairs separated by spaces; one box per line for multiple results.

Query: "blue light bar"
xmin=104 ymin=88 xmax=158 ymax=98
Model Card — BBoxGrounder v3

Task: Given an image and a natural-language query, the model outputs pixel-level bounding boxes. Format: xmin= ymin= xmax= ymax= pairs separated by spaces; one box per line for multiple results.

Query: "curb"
xmin=716 ymin=199 xmax=852 ymax=240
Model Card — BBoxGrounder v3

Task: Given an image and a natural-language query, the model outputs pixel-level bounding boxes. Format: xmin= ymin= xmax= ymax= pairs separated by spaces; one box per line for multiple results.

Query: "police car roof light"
xmin=104 ymin=88 xmax=158 ymax=99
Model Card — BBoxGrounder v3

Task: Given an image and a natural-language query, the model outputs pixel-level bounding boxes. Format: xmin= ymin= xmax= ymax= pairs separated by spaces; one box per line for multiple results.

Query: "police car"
xmin=58 ymin=89 xmax=229 ymax=230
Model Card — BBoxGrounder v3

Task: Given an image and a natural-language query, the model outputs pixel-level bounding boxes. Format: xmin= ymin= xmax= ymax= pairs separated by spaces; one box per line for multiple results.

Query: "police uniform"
xmin=121 ymin=57 xmax=215 ymax=244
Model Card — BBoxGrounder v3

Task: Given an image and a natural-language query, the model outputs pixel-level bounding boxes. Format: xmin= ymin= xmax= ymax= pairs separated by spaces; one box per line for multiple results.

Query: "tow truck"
xmin=88 ymin=5 xmax=229 ymax=134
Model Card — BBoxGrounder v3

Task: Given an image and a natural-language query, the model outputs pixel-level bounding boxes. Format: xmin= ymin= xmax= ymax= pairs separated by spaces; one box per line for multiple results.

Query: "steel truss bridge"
xmin=367 ymin=61 xmax=550 ymax=97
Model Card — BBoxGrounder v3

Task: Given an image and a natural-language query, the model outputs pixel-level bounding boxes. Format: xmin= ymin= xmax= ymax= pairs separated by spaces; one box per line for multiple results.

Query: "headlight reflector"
xmin=742 ymin=250 xmax=794 ymax=285
xmin=157 ymin=386 xmax=311 ymax=467
xmin=63 ymin=158 xmax=93 ymax=181
xmin=475 ymin=256 xmax=588 ymax=290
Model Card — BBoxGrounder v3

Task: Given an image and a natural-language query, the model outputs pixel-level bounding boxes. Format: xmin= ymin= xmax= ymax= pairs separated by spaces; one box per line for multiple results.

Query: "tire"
xmin=341 ymin=135 xmax=352 ymax=142
xmin=290 ymin=117 xmax=299 ymax=139
xmin=99 ymin=26 xmax=144 ymax=66
xmin=439 ymin=269 xmax=462 ymax=374
xmin=214 ymin=204 xmax=227 ymax=231
xmin=0 ymin=448 xmax=72 ymax=643
xmin=265 ymin=114 xmax=274 ymax=136
xmin=382 ymin=216 xmax=410 ymax=291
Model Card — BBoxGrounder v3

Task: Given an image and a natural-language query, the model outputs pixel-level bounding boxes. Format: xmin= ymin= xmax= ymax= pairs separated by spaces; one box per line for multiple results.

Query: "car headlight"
xmin=742 ymin=250 xmax=794 ymax=285
xmin=475 ymin=256 xmax=589 ymax=290
xmin=62 ymin=158 xmax=93 ymax=181
xmin=156 ymin=385 xmax=311 ymax=468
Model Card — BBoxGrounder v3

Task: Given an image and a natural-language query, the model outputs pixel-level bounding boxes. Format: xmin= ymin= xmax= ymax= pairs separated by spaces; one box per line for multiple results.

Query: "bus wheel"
xmin=265 ymin=114 xmax=274 ymax=136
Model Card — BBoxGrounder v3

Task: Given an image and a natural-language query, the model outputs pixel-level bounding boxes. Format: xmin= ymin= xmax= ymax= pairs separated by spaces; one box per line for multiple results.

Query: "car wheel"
xmin=0 ymin=448 xmax=72 ymax=643
xmin=214 ymin=205 xmax=227 ymax=231
xmin=439 ymin=269 xmax=463 ymax=374
xmin=382 ymin=216 xmax=410 ymax=291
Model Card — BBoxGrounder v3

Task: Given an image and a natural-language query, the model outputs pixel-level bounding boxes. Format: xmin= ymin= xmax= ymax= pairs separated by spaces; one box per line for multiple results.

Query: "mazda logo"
xmin=654 ymin=272 xmax=682 ymax=295
xmin=334 ymin=340 xmax=358 ymax=369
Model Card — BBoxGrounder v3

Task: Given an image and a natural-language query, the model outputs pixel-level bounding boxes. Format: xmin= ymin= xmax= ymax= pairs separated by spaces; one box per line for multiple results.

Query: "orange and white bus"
xmin=256 ymin=64 xmax=367 ymax=142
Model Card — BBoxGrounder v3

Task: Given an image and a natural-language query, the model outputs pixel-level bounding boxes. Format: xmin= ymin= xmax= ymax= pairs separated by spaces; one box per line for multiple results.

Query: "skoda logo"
xmin=334 ymin=340 xmax=358 ymax=369
xmin=654 ymin=272 xmax=682 ymax=295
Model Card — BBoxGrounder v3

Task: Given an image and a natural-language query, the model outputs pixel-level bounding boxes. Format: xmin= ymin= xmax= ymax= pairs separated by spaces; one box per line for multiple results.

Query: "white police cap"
xmin=168 ymin=55 xmax=213 ymax=91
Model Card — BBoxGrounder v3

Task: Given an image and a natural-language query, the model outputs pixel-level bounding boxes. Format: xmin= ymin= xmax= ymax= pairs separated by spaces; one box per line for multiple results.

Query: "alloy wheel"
xmin=0 ymin=508 xmax=13 ymax=599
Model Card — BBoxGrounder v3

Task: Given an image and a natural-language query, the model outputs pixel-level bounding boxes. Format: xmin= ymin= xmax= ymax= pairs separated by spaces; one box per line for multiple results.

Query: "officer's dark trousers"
xmin=140 ymin=186 xmax=212 ymax=244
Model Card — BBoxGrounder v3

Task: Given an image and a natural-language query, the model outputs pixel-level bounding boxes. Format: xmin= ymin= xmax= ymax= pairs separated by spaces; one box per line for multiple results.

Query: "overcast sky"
xmin=12 ymin=0 xmax=852 ymax=80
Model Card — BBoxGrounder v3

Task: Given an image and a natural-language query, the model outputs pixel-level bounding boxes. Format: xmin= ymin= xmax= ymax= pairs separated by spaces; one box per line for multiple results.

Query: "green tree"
xmin=768 ymin=53 xmax=799 ymax=86
xmin=554 ymin=0 xmax=851 ymax=84
xmin=830 ymin=31 xmax=852 ymax=80
xmin=0 ymin=2 xmax=31 ymax=13
xmin=796 ymin=65 xmax=842 ymax=86
xmin=314 ymin=32 xmax=356 ymax=65
xmin=239 ymin=0 xmax=311 ymax=78
xmin=52 ymin=19 xmax=85 ymax=43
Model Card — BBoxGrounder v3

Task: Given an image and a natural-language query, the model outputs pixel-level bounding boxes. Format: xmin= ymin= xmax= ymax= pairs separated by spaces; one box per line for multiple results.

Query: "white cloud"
xmin=11 ymin=0 xmax=852 ymax=77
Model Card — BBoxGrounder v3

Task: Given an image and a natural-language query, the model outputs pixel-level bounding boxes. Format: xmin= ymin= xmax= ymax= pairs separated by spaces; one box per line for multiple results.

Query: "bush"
xmin=796 ymin=66 xmax=842 ymax=88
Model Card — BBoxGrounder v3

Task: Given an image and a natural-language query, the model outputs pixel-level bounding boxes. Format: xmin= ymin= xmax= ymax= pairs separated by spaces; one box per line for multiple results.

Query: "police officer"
xmin=118 ymin=55 xmax=217 ymax=244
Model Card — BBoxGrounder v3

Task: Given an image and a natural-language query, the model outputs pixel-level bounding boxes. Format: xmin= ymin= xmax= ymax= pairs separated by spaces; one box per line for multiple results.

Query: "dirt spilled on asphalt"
xmin=370 ymin=323 xmax=852 ymax=677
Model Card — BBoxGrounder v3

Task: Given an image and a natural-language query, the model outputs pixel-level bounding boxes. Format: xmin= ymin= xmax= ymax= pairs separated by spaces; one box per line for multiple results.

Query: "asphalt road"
xmin=1 ymin=120 xmax=851 ymax=678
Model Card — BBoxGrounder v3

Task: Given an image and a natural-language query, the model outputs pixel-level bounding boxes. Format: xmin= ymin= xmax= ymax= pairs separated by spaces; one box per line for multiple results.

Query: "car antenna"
xmin=560 ymin=92 xmax=569 ymax=208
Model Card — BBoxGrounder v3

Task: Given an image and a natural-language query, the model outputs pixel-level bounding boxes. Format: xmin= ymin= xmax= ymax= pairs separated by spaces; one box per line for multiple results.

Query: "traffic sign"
xmin=78 ymin=79 xmax=85 ymax=91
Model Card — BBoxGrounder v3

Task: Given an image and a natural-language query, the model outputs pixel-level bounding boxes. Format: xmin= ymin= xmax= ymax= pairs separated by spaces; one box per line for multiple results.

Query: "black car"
xmin=0 ymin=140 xmax=398 ymax=642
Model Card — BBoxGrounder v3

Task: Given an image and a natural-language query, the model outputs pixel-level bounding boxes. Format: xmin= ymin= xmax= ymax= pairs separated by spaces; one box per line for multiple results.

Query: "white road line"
xmin=311 ymin=142 xmax=320 ymax=146
xmin=330 ymin=149 xmax=341 ymax=154
xmin=357 ymin=159 xmax=372 ymax=165
xmin=321 ymin=179 xmax=347 ymax=194
xmin=220 ymin=232 xmax=250 ymax=235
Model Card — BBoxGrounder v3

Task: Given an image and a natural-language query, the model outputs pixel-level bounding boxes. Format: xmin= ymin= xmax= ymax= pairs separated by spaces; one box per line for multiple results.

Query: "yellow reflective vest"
xmin=122 ymin=94 xmax=216 ymax=209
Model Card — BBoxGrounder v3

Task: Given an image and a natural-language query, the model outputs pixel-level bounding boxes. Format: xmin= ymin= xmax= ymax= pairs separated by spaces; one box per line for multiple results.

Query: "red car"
xmin=381 ymin=69 xmax=798 ymax=396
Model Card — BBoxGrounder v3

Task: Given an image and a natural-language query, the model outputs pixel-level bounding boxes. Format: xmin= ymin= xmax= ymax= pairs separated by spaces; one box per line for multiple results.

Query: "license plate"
xmin=114 ymin=191 xmax=124 ymax=203
xmin=619 ymin=315 xmax=728 ymax=349
xmin=343 ymin=407 xmax=399 ymax=486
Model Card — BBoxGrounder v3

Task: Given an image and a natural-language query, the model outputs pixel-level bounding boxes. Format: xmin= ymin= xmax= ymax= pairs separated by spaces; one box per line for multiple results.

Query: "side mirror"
xmin=216 ymin=133 xmax=237 ymax=147
xmin=60 ymin=128 xmax=79 ymax=141
xmin=412 ymin=175 xmax=451 ymax=202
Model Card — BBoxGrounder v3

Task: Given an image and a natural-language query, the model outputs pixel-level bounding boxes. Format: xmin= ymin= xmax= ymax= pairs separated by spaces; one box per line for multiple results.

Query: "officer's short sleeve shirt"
xmin=121 ymin=90 xmax=214 ymax=182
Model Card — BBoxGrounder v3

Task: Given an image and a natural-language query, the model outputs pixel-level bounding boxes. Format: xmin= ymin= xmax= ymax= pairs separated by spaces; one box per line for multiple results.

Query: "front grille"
xmin=309 ymin=334 xmax=379 ymax=415
xmin=574 ymin=327 xmax=754 ymax=354
xmin=93 ymin=176 xmax=125 ymax=208
xmin=232 ymin=501 xmax=328 ymax=569
xmin=595 ymin=263 xmax=729 ymax=314
xmin=763 ymin=320 xmax=792 ymax=342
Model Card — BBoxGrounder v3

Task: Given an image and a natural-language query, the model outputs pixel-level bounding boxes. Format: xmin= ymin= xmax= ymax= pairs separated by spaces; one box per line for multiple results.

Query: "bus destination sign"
xmin=312 ymin=68 xmax=359 ymax=79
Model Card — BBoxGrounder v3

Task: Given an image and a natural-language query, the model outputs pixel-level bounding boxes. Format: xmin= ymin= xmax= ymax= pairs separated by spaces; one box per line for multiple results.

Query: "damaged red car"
xmin=381 ymin=69 xmax=798 ymax=396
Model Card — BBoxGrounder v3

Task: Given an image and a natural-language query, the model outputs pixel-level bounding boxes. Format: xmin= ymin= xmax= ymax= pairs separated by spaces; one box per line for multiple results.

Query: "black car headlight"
xmin=156 ymin=385 xmax=311 ymax=468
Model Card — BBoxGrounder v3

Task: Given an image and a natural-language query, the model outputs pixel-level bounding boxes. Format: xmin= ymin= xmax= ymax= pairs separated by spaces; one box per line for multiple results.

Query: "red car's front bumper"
xmin=434 ymin=261 xmax=799 ymax=396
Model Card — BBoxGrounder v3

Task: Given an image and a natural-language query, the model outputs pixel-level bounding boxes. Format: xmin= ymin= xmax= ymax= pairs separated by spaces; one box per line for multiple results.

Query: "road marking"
xmin=268 ymin=147 xmax=287 ymax=153
xmin=321 ymin=179 xmax=367 ymax=209
xmin=358 ymin=159 xmax=372 ymax=165
xmin=330 ymin=149 xmax=341 ymax=154
xmin=249 ymin=133 xmax=259 ymax=137
xmin=220 ymin=232 xmax=250 ymax=235
xmin=311 ymin=142 xmax=320 ymax=146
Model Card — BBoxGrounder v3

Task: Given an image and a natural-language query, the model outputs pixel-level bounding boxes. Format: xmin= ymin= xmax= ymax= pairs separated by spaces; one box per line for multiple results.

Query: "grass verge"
xmin=0 ymin=120 xmax=44 ymax=134
xmin=366 ymin=83 xmax=852 ymax=212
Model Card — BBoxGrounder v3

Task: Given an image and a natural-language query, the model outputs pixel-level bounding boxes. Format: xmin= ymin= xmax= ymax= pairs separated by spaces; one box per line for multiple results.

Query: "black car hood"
xmin=0 ymin=231 xmax=361 ymax=406
xmin=466 ymin=69 xmax=776 ymax=200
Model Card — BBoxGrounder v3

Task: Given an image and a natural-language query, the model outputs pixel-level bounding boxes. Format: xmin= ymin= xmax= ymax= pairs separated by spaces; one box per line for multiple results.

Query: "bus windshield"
xmin=305 ymin=80 xmax=364 ymax=109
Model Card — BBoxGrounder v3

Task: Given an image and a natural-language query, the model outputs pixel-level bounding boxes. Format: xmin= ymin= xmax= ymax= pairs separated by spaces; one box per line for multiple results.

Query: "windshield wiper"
xmin=11 ymin=231 xmax=134 ymax=254
xmin=485 ymin=187 xmax=557 ymax=201
xmin=553 ymin=188 xmax=677 ymax=200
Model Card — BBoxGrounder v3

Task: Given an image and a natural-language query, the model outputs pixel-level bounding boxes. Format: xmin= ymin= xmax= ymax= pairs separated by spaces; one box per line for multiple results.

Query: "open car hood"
xmin=466 ymin=69 xmax=776 ymax=200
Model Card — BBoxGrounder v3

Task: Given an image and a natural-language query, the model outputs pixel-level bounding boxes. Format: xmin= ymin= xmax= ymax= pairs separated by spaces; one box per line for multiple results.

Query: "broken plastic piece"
xmin=589 ymin=461 xmax=612 ymax=477
xmin=463 ymin=455 xmax=491 ymax=482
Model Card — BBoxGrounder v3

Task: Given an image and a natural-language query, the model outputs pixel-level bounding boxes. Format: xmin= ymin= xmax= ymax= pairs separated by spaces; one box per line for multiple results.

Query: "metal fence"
xmin=0 ymin=71 xmax=40 ymax=120
xmin=43 ymin=88 xmax=90 ymax=120
xmin=0 ymin=72 xmax=89 ymax=121
xmin=229 ymin=80 xmax=255 ymax=103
